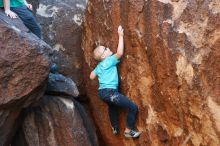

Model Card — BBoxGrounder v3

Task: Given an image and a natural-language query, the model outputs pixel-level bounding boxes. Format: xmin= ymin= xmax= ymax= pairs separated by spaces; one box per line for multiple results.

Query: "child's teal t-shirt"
xmin=94 ymin=54 xmax=120 ymax=90
xmin=0 ymin=0 xmax=24 ymax=8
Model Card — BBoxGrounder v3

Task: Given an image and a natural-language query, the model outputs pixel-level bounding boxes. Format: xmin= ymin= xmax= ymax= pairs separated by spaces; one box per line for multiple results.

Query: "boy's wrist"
xmin=4 ymin=9 xmax=12 ymax=14
xmin=4 ymin=9 xmax=10 ymax=12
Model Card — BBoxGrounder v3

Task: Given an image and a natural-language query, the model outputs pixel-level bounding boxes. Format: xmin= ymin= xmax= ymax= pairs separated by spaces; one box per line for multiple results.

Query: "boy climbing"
xmin=90 ymin=25 xmax=142 ymax=138
xmin=0 ymin=0 xmax=42 ymax=38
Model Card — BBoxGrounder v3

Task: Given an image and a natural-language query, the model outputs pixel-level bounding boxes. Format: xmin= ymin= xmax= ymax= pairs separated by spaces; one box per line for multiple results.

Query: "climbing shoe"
xmin=124 ymin=130 xmax=142 ymax=138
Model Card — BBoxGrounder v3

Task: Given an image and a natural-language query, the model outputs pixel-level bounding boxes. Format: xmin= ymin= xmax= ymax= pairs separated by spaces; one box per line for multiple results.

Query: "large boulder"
xmin=0 ymin=12 xmax=51 ymax=106
xmin=83 ymin=0 xmax=220 ymax=146
xmin=0 ymin=10 xmax=51 ymax=146
xmin=13 ymin=95 xmax=99 ymax=146
xmin=29 ymin=0 xmax=87 ymax=94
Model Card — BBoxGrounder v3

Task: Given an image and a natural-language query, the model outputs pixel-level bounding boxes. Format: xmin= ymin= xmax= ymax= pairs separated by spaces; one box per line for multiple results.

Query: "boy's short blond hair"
xmin=93 ymin=46 xmax=102 ymax=61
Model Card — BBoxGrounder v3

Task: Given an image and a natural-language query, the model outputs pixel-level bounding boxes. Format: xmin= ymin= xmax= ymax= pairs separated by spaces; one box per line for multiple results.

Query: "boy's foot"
xmin=112 ymin=127 xmax=119 ymax=135
xmin=124 ymin=130 xmax=142 ymax=138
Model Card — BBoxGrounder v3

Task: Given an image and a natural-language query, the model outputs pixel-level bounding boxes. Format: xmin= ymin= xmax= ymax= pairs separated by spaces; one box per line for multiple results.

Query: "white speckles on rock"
xmin=157 ymin=0 xmax=188 ymax=20
xmin=208 ymin=96 xmax=220 ymax=132
xmin=37 ymin=4 xmax=59 ymax=18
xmin=47 ymin=119 xmax=57 ymax=146
xmin=11 ymin=26 xmax=21 ymax=32
xmin=192 ymin=49 xmax=210 ymax=65
xmin=53 ymin=44 xmax=66 ymax=51
xmin=72 ymin=14 xmax=83 ymax=26
xmin=135 ymin=28 xmax=142 ymax=38
xmin=174 ymin=127 xmax=183 ymax=137
xmin=58 ymin=97 xmax=74 ymax=110
xmin=146 ymin=105 xmax=158 ymax=124
xmin=176 ymin=55 xmax=194 ymax=86
xmin=177 ymin=19 xmax=208 ymax=48
xmin=163 ymin=19 xmax=174 ymax=27
xmin=157 ymin=0 xmax=170 ymax=4
xmin=171 ymin=0 xmax=188 ymax=20
xmin=209 ymin=1 xmax=220 ymax=14
xmin=76 ymin=4 xmax=86 ymax=10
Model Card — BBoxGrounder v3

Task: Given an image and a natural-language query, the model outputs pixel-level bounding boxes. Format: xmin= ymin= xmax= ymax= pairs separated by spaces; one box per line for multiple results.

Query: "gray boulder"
xmin=46 ymin=73 xmax=79 ymax=97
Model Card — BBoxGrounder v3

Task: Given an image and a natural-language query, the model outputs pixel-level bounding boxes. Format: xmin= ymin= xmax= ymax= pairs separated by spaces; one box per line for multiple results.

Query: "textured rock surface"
xmin=0 ymin=13 xmax=51 ymax=106
xmin=30 ymin=0 xmax=87 ymax=94
xmin=0 ymin=10 xmax=51 ymax=146
xmin=83 ymin=0 xmax=220 ymax=146
xmin=13 ymin=96 xmax=98 ymax=146
xmin=0 ymin=108 xmax=22 ymax=146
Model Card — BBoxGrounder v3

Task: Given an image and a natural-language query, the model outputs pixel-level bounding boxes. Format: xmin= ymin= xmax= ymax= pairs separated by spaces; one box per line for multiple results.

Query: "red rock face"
xmin=83 ymin=0 xmax=220 ymax=145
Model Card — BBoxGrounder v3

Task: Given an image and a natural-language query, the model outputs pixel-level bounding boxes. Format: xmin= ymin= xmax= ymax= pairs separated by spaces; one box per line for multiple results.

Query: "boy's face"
xmin=99 ymin=46 xmax=113 ymax=60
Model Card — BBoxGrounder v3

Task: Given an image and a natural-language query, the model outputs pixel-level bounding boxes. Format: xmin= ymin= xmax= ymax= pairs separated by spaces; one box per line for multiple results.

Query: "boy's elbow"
xmin=89 ymin=75 xmax=94 ymax=80
xmin=115 ymin=53 xmax=123 ymax=59
xmin=90 ymin=72 xmax=96 ymax=80
xmin=90 ymin=76 xmax=94 ymax=80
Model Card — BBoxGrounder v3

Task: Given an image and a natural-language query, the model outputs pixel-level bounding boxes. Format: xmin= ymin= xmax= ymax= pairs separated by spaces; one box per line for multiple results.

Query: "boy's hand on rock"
xmin=26 ymin=3 xmax=33 ymax=11
xmin=118 ymin=25 xmax=124 ymax=36
xmin=5 ymin=9 xmax=17 ymax=19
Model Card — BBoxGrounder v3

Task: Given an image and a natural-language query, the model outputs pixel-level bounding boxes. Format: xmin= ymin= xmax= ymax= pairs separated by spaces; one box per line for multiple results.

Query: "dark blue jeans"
xmin=11 ymin=5 xmax=41 ymax=38
xmin=99 ymin=88 xmax=138 ymax=130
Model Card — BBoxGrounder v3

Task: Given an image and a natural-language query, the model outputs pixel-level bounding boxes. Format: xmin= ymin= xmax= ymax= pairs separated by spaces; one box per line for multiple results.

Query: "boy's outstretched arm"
xmin=3 ymin=0 xmax=17 ymax=18
xmin=115 ymin=25 xmax=124 ymax=59
xmin=90 ymin=71 xmax=96 ymax=80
